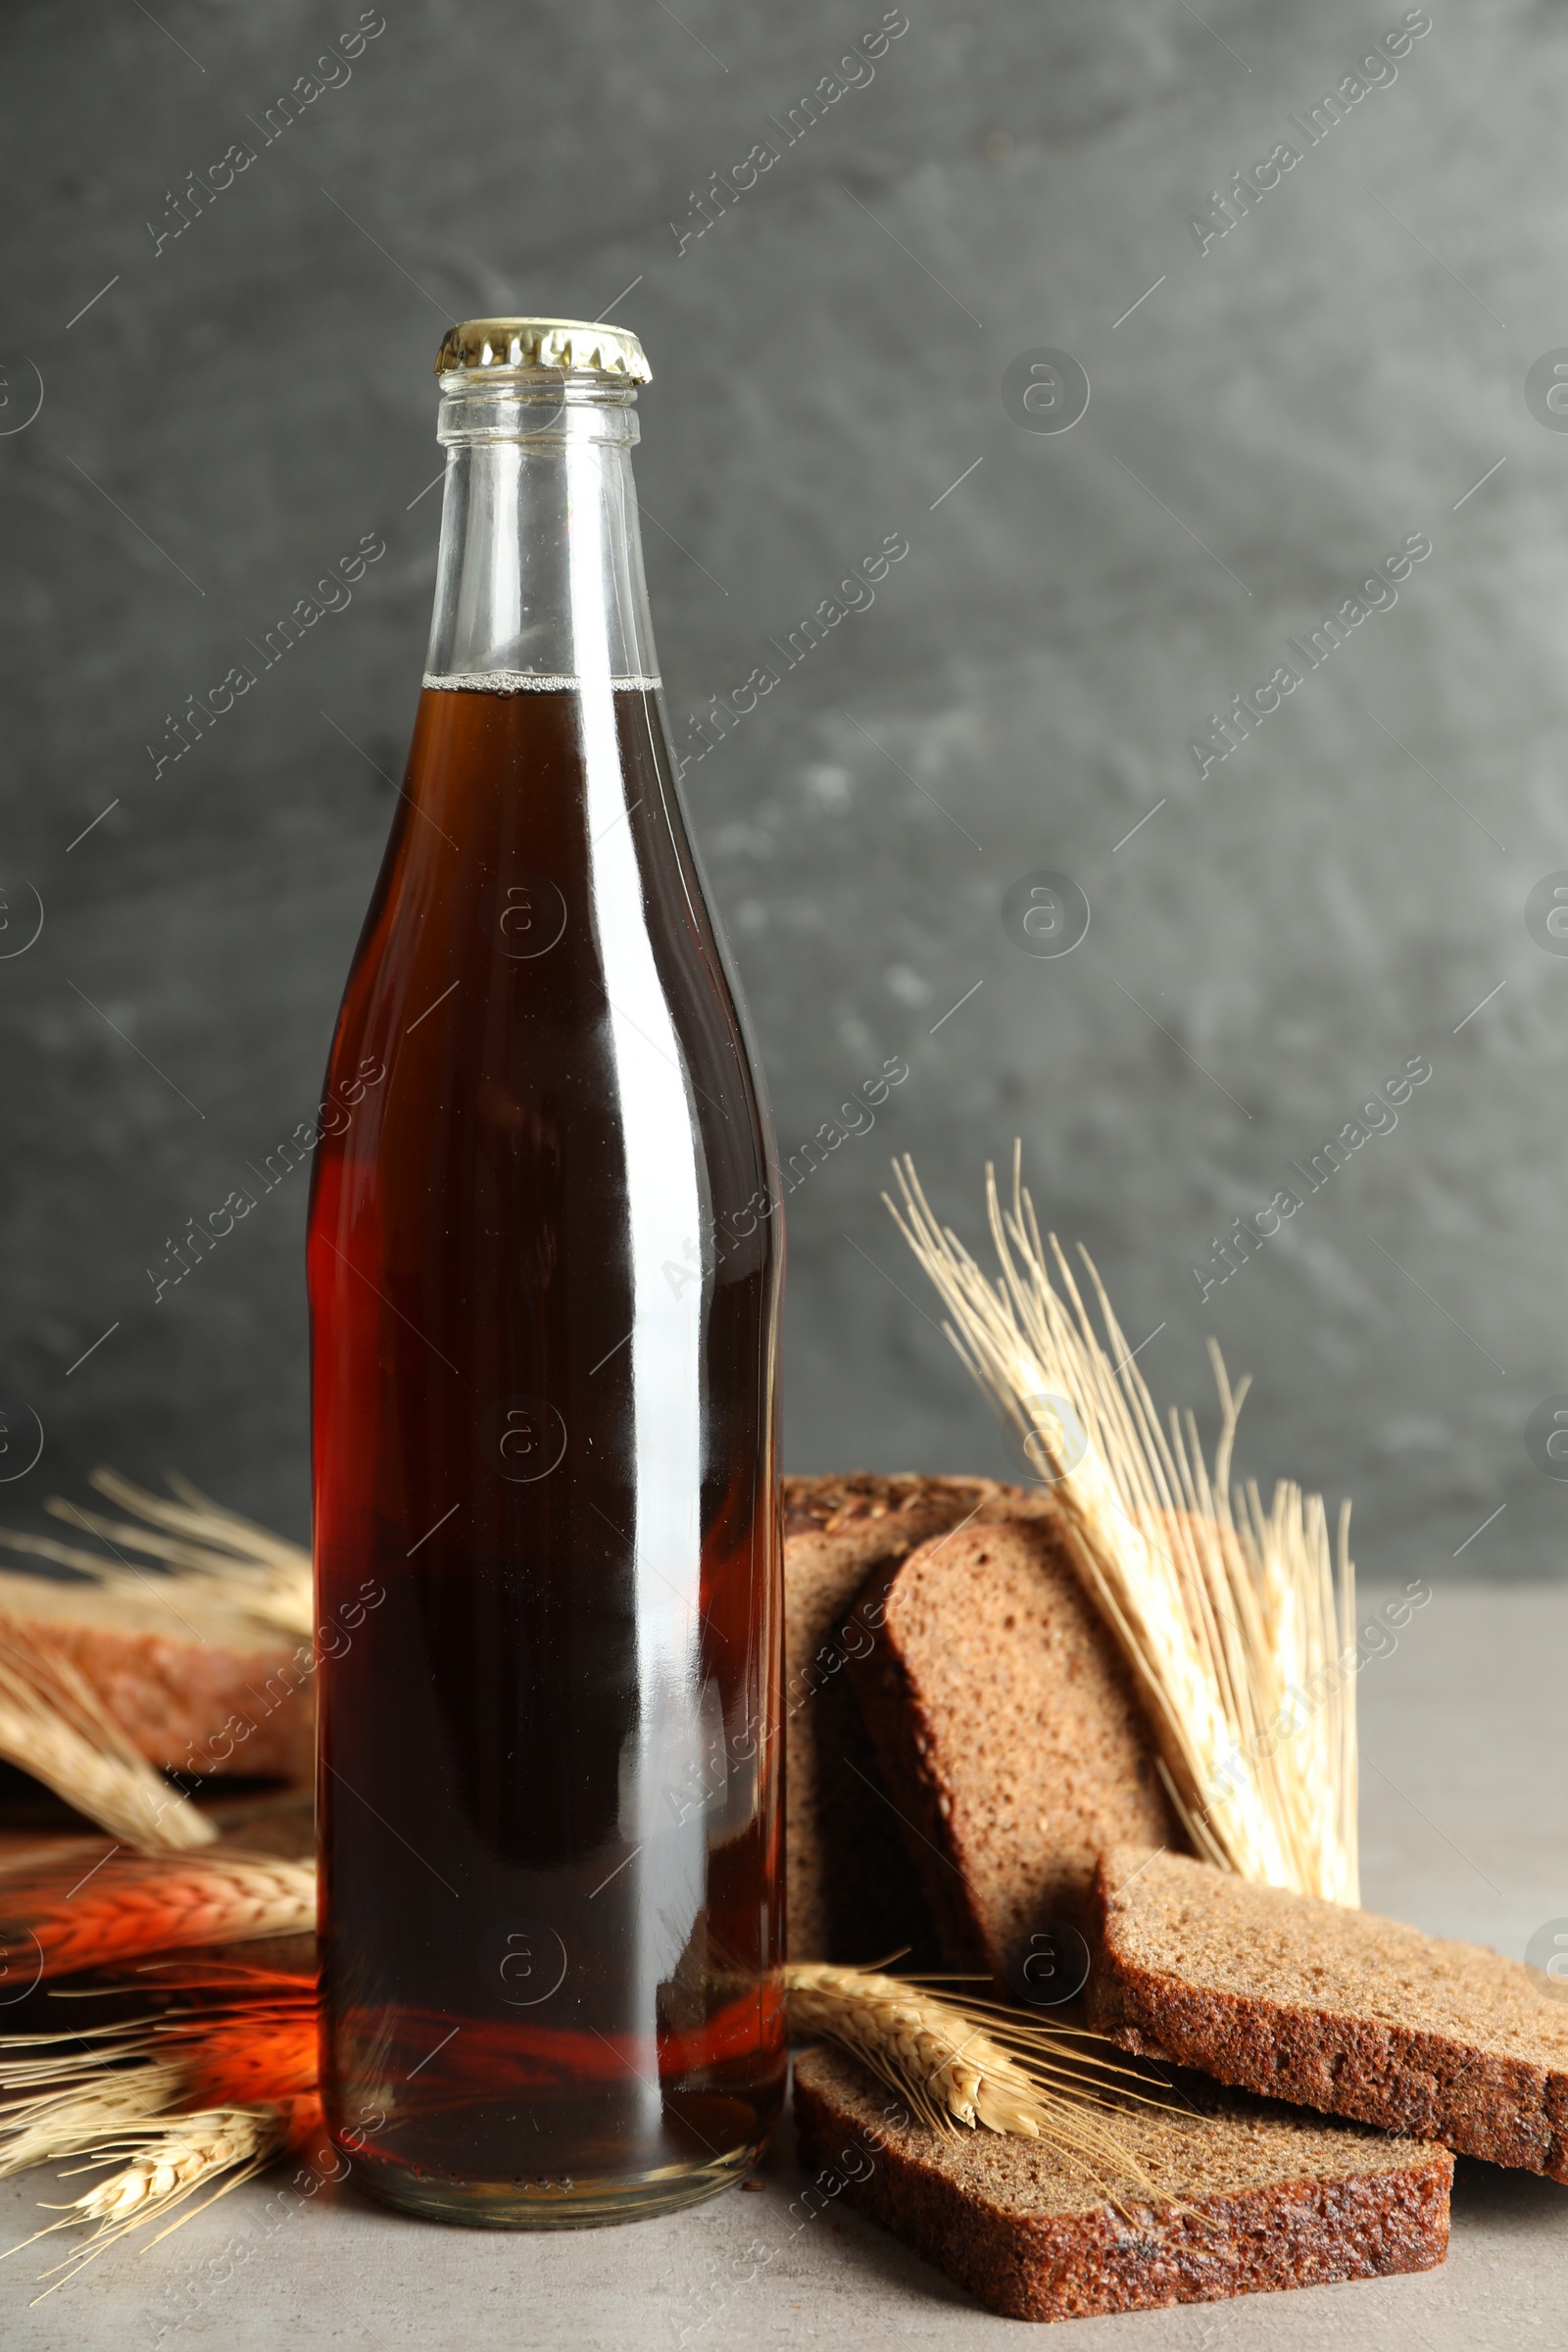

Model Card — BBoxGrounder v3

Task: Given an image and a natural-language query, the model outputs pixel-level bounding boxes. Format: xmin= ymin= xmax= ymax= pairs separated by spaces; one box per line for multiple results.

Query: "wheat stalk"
xmin=887 ymin=1151 xmax=1358 ymax=1907
xmin=0 ymin=2052 xmax=191 ymax=2180
xmin=783 ymin=1961 xmax=1168 ymax=2195
xmin=0 ymin=1468 xmax=313 ymax=1641
xmin=0 ymin=2005 xmax=303 ymax=2210
xmin=0 ymin=1616 xmax=215 ymax=1853
xmin=0 ymin=1848 xmax=315 ymax=1984
xmin=0 ymin=1466 xmax=313 ymax=1852
xmin=0 ymin=1984 xmax=319 ymax=2287
xmin=0 ymin=1990 xmax=317 ymax=2143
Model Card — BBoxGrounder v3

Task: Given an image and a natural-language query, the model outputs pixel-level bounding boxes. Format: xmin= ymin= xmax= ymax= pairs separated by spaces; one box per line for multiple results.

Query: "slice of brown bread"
xmin=792 ymin=2041 xmax=1451 ymax=2322
xmin=1090 ymin=1845 xmax=1568 ymax=2180
xmin=0 ymin=1570 xmax=313 ymax=1783
xmin=784 ymin=1474 xmax=1009 ymax=1966
xmin=847 ymin=1516 xmax=1183 ymax=1999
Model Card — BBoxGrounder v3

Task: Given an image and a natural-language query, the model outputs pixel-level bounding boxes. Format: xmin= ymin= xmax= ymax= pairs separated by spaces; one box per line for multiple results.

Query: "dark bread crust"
xmin=1090 ymin=1846 xmax=1568 ymax=2180
xmin=0 ymin=1572 xmax=312 ymax=1782
xmin=782 ymin=1471 xmax=1011 ymax=1560
xmin=792 ymin=2043 xmax=1452 ymax=2322
xmin=847 ymin=1516 xmax=1182 ymax=1995
xmin=784 ymin=1475 xmax=1014 ymax=1964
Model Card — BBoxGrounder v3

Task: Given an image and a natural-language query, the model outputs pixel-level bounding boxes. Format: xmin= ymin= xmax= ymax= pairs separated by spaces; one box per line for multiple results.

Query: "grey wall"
xmin=1 ymin=0 xmax=1562 ymax=1586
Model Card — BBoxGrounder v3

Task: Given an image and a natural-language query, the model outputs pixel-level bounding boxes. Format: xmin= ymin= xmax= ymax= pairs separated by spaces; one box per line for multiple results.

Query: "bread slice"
xmin=0 ymin=1569 xmax=313 ymax=1783
xmin=792 ymin=2041 xmax=1451 ymax=2322
xmin=847 ymin=1516 xmax=1182 ymax=1997
xmin=1090 ymin=1845 xmax=1568 ymax=2179
xmin=784 ymin=1475 xmax=1008 ymax=1966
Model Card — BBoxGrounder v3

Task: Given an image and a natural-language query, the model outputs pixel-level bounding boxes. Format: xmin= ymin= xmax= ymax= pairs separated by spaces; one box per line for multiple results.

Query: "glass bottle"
xmin=306 ymin=318 xmax=784 ymax=2228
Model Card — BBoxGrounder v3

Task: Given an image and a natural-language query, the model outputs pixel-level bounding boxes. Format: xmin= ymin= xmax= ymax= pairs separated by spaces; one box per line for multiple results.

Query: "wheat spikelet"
xmin=783 ymin=1961 xmax=1167 ymax=2196
xmin=0 ymin=1989 xmax=310 ymax=2295
xmin=887 ymin=1150 xmax=1358 ymax=1906
xmin=0 ymin=1849 xmax=315 ymax=1984
xmin=0 ymin=1615 xmax=215 ymax=1853
xmin=0 ymin=1999 xmax=318 ymax=2294
xmin=6 ymin=2104 xmax=290 ymax=2298
xmin=0 ymin=1992 xmax=317 ymax=2175
xmin=0 ymin=1467 xmax=313 ymax=1641
xmin=0 ymin=1946 xmax=1171 ymax=2287
xmin=0 ymin=2052 xmax=190 ymax=2180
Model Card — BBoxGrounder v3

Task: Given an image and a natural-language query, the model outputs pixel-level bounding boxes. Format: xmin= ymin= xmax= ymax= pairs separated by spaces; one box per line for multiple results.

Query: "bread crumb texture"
xmin=848 ymin=1516 xmax=1180 ymax=1988
xmin=1092 ymin=1846 xmax=1568 ymax=2177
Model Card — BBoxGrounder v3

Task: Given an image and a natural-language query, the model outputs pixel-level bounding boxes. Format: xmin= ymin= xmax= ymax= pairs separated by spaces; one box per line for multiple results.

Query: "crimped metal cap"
xmin=435 ymin=317 xmax=651 ymax=383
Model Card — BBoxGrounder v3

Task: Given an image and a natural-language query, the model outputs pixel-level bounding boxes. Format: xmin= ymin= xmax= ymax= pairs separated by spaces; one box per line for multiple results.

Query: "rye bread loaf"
xmin=1090 ymin=1845 xmax=1568 ymax=2180
xmin=0 ymin=1569 xmax=313 ymax=1783
xmin=792 ymin=2041 xmax=1451 ymax=2322
xmin=847 ymin=1515 xmax=1182 ymax=1998
xmin=783 ymin=1474 xmax=1008 ymax=1965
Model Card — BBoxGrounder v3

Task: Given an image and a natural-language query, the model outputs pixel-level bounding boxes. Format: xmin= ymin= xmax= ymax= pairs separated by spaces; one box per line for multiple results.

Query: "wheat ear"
xmin=5 ymin=2104 xmax=290 ymax=2299
xmin=0 ymin=1993 xmax=318 ymax=2173
xmin=887 ymin=1151 xmax=1358 ymax=1906
xmin=783 ymin=1961 xmax=1167 ymax=2196
xmin=0 ymin=1990 xmax=312 ymax=2296
xmin=0 ymin=1467 xmax=313 ymax=1641
xmin=0 ymin=1954 xmax=1168 ymax=2286
xmin=0 ymin=2051 xmax=192 ymax=2180
xmin=0 ymin=1848 xmax=315 ymax=1984
xmin=0 ymin=2008 xmax=313 ymax=2295
xmin=0 ymin=1616 xmax=214 ymax=1852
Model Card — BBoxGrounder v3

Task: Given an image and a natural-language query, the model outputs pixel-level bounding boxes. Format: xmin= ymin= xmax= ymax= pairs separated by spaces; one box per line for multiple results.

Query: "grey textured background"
xmin=0 ymin=0 xmax=1561 ymax=1588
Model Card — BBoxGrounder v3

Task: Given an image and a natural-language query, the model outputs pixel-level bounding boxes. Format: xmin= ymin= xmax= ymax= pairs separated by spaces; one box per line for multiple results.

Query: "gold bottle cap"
xmin=435 ymin=317 xmax=652 ymax=383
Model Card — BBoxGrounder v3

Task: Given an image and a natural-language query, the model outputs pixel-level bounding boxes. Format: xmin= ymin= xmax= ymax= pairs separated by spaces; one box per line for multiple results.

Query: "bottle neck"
xmin=424 ymin=377 xmax=661 ymax=691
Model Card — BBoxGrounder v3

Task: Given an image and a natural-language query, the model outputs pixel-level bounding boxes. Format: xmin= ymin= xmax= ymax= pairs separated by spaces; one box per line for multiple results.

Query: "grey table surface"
xmin=2 ymin=1578 xmax=1564 ymax=2350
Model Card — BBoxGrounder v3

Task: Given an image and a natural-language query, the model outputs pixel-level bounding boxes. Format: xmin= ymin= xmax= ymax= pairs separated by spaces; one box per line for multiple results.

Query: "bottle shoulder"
xmin=317 ymin=686 xmax=775 ymax=1222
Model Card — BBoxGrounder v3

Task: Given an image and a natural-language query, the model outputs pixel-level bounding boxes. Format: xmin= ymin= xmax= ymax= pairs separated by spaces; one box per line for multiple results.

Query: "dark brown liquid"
xmin=307 ymin=685 xmax=784 ymax=2224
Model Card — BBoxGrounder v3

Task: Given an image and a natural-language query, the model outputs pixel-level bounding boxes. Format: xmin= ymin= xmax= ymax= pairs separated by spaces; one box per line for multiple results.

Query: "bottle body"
xmin=307 ymin=347 xmax=784 ymax=2226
